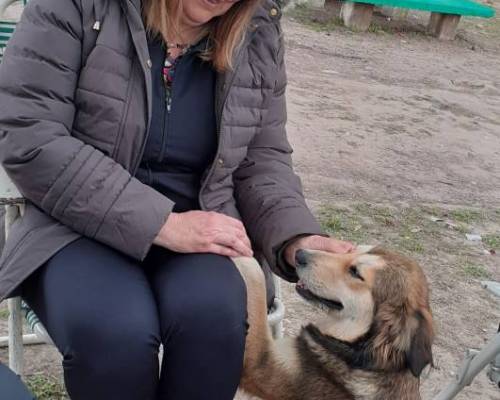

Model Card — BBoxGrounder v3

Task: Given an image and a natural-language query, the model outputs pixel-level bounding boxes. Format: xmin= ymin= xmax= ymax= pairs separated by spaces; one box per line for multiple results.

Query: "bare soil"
xmin=1 ymin=1 xmax=500 ymax=399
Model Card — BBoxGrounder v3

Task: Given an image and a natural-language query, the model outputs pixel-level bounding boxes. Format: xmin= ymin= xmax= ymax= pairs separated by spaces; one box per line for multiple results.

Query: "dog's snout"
xmin=295 ymin=249 xmax=309 ymax=268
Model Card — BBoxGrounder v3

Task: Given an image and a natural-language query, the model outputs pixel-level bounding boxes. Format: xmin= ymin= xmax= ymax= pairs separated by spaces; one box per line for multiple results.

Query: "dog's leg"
xmin=232 ymin=257 xmax=298 ymax=400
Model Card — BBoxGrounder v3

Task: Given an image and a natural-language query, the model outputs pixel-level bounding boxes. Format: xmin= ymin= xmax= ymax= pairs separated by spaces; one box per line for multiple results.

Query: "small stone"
xmin=322 ymin=69 xmax=339 ymax=74
xmin=466 ymin=234 xmax=482 ymax=241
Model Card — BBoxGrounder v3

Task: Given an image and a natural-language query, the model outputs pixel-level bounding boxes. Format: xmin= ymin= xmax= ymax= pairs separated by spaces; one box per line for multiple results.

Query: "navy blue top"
xmin=135 ymin=34 xmax=217 ymax=212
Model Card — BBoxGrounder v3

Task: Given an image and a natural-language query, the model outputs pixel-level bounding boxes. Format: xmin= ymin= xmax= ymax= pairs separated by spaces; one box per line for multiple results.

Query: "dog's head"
xmin=295 ymin=246 xmax=434 ymax=377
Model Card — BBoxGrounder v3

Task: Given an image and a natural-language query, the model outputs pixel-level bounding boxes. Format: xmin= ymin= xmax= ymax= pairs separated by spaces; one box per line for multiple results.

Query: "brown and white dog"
xmin=233 ymin=246 xmax=434 ymax=400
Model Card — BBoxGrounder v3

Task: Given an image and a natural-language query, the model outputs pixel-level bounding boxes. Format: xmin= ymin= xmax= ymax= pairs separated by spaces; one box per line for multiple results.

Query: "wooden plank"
xmin=341 ymin=2 xmax=375 ymax=31
xmin=428 ymin=12 xmax=461 ymax=40
xmin=428 ymin=11 xmax=442 ymax=32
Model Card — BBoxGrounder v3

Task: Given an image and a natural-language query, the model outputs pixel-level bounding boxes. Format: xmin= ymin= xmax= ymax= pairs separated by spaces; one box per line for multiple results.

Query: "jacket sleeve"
xmin=233 ymin=22 xmax=325 ymax=282
xmin=0 ymin=0 xmax=174 ymax=260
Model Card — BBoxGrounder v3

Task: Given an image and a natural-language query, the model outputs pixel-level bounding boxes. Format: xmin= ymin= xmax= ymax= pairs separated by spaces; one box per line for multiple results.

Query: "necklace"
xmin=165 ymin=42 xmax=189 ymax=50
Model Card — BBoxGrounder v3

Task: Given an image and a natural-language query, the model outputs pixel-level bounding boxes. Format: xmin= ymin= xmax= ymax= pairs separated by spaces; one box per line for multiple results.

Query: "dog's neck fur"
xmin=300 ymin=324 xmax=421 ymax=400
xmin=314 ymin=312 xmax=373 ymax=344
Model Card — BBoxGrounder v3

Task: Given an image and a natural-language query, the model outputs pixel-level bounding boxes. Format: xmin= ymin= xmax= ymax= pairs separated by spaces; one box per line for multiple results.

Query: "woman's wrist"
xmin=154 ymin=212 xmax=180 ymax=247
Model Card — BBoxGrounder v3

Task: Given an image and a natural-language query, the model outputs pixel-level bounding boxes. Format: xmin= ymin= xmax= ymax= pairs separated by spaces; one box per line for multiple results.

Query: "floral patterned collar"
xmin=161 ymin=36 xmax=210 ymax=112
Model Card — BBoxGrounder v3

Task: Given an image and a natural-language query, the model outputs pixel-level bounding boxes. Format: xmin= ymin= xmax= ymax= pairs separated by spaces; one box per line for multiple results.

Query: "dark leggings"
xmin=21 ymin=237 xmax=247 ymax=400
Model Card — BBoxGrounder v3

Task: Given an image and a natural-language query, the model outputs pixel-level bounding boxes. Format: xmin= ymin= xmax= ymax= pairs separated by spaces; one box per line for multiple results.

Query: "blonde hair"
xmin=142 ymin=0 xmax=261 ymax=72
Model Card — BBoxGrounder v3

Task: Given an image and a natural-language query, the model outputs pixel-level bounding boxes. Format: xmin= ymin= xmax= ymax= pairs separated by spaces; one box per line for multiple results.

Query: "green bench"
xmin=0 ymin=0 xmax=26 ymax=61
xmin=0 ymin=20 xmax=16 ymax=61
xmin=325 ymin=0 xmax=496 ymax=40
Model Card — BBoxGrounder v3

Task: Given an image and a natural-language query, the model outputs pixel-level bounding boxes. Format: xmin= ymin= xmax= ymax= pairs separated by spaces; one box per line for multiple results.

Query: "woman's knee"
xmin=156 ymin=254 xmax=248 ymax=341
xmin=64 ymin=309 xmax=159 ymax=369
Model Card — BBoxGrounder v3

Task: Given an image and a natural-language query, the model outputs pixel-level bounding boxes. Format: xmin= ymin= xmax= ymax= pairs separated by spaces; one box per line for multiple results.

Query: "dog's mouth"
xmin=295 ymin=281 xmax=344 ymax=311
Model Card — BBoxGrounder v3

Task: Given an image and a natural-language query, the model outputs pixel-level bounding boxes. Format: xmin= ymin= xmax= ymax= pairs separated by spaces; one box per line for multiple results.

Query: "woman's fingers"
xmin=235 ymin=228 xmax=252 ymax=248
xmin=306 ymin=235 xmax=352 ymax=254
xmin=321 ymin=237 xmax=354 ymax=254
xmin=156 ymin=210 xmax=254 ymax=257
xmin=283 ymin=235 xmax=355 ymax=265
xmin=207 ymin=212 xmax=252 ymax=253
xmin=223 ymin=216 xmax=251 ymax=246
xmin=213 ymin=212 xmax=245 ymax=230
xmin=213 ymin=232 xmax=253 ymax=257
xmin=206 ymin=244 xmax=241 ymax=258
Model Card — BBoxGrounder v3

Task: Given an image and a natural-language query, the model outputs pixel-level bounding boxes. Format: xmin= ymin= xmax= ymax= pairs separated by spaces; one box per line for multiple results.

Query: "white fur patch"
xmin=357 ymin=254 xmax=385 ymax=270
xmin=356 ymin=245 xmax=376 ymax=254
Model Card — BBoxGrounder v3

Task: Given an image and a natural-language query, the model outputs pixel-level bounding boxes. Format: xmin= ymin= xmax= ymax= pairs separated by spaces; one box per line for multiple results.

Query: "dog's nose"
xmin=295 ymin=249 xmax=309 ymax=268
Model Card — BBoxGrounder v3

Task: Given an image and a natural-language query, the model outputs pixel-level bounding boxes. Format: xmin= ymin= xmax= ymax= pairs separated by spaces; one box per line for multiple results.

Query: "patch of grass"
xmin=318 ymin=206 xmax=369 ymax=244
xmin=448 ymin=209 xmax=484 ymax=224
xmin=354 ymin=204 xmax=396 ymax=226
xmin=394 ymin=234 xmax=425 ymax=254
xmin=483 ymin=233 xmax=500 ymax=250
xmin=286 ymin=4 xmax=344 ymax=32
xmin=460 ymin=262 xmax=490 ymax=280
xmin=26 ymin=374 xmax=67 ymax=400
xmin=0 ymin=308 xmax=9 ymax=319
xmin=400 ymin=207 xmax=427 ymax=226
xmin=319 ymin=203 xmax=432 ymax=252
xmin=322 ymin=214 xmax=343 ymax=232
xmin=318 ymin=202 xmax=499 ymax=259
xmin=455 ymin=223 xmax=470 ymax=234
xmin=367 ymin=23 xmax=395 ymax=34
xmin=420 ymin=205 xmax=442 ymax=216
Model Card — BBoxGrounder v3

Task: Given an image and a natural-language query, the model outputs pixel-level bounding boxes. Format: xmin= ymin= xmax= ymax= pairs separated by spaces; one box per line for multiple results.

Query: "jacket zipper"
xmin=198 ymin=29 xmax=258 ymax=211
xmin=157 ymin=56 xmax=168 ymax=162
xmin=158 ymin=52 xmax=181 ymax=163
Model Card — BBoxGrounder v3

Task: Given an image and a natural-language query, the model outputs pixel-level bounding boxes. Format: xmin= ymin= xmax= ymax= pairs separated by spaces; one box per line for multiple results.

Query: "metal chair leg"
xmin=4 ymin=204 xmax=24 ymax=375
xmin=7 ymin=297 xmax=24 ymax=375
xmin=434 ymin=332 xmax=500 ymax=399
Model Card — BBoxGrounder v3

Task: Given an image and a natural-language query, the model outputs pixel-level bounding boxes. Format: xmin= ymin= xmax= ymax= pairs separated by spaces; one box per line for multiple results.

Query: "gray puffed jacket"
xmin=0 ymin=0 xmax=323 ymax=302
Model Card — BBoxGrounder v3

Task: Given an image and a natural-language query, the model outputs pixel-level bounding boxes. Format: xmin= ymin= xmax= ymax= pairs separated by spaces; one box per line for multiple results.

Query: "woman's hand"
xmin=283 ymin=235 xmax=354 ymax=266
xmin=154 ymin=211 xmax=253 ymax=258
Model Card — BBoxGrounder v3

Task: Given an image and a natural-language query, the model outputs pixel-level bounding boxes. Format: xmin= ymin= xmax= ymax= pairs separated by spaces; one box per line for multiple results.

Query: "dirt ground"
xmin=1 ymin=1 xmax=500 ymax=399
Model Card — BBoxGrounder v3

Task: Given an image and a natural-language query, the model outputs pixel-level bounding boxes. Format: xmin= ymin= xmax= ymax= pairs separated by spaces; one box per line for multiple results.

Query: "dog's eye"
xmin=349 ymin=265 xmax=364 ymax=281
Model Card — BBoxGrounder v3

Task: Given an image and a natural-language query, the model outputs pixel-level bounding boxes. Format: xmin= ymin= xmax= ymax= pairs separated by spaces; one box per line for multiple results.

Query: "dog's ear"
xmin=407 ymin=310 xmax=434 ymax=377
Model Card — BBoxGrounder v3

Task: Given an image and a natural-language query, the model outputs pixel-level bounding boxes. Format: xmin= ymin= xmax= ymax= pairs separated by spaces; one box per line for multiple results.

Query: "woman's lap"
xmin=21 ymin=237 xmax=247 ymax=400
